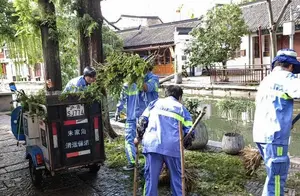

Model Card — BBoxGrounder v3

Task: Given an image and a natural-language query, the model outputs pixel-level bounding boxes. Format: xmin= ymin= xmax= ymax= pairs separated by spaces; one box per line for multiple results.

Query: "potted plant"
xmin=184 ymin=98 xmax=208 ymax=149
xmin=217 ymin=97 xmax=253 ymax=155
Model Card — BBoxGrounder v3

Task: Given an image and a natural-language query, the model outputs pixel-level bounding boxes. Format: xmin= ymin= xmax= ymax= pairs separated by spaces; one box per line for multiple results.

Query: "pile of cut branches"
xmin=240 ymin=145 xmax=262 ymax=176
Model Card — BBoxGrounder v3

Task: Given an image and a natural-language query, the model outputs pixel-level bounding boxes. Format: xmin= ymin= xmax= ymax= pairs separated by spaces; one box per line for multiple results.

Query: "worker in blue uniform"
xmin=253 ymin=48 xmax=300 ymax=196
xmin=63 ymin=66 xmax=96 ymax=92
xmin=134 ymin=85 xmax=194 ymax=196
xmin=137 ymin=61 xmax=160 ymax=118
xmin=115 ymin=82 xmax=139 ymax=171
xmin=115 ymin=59 xmax=159 ymax=171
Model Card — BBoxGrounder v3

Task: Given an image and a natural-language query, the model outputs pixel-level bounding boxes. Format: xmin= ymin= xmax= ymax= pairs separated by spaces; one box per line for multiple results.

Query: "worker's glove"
xmin=137 ymin=116 xmax=149 ymax=140
xmin=114 ymin=110 xmax=120 ymax=121
xmin=183 ymin=132 xmax=195 ymax=149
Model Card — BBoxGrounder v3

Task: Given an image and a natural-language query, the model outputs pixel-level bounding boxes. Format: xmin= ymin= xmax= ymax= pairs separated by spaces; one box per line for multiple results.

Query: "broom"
xmin=241 ymin=113 xmax=300 ymax=176
xmin=159 ymin=164 xmax=198 ymax=192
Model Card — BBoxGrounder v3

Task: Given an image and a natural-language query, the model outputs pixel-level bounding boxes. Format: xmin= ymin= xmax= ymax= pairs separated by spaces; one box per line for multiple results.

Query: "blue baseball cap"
xmin=271 ymin=48 xmax=300 ymax=74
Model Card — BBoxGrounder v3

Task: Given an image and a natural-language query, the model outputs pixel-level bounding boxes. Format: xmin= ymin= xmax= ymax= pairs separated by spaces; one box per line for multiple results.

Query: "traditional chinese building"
xmin=117 ymin=18 xmax=202 ymax=76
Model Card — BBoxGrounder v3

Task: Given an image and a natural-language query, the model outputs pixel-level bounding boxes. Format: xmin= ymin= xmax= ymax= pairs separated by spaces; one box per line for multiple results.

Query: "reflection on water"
xmin=193 ymin=98 xmax=300 ymax=156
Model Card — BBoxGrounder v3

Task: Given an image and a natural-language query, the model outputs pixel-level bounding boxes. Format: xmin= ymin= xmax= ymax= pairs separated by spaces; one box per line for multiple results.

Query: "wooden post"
xmin=133 ymin=144 xmax=139 ymax=196
xmin=258 ymin=26 xmax=263 ymax=80
xmin=179 ymin=121 xmax=186 ymax=196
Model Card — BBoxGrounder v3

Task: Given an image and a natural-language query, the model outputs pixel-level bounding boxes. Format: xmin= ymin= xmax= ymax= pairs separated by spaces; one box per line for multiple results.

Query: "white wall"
xmin=227 ymin=33 xmax=273 ymax=68
xmin=227 ymin=35 xmax=251 ymax=68
xmin=174 ymin=31 xmax=203 ymax=76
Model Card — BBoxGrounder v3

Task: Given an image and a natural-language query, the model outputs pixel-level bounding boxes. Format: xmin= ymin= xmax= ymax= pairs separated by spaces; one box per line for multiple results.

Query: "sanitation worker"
xmin=253 ymin=48 xmax=300 ymax=196
xmin=115 ymin=82 xmax=140 ymax=171
xmin=115 ymin=57 xmax=159 ymax=171
xmin=136 ymin=64 xmax=160 ymax=117
xmin=134 ymin=85 xmax=194 ymax=196
xmin=63 ymin=66 xmax=96 ymax=92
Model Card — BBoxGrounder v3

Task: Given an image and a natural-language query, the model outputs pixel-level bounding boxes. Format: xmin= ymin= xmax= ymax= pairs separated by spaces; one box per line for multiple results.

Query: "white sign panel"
xmin=283 ymin=21 xmax=295 ymax=35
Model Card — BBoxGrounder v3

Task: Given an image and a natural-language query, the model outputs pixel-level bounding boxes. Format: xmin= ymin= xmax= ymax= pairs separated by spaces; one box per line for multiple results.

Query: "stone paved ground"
xmin=0 ymin=114 xmax=299 ymax=196
xmin=0 ymin=115 xmax=173 ymax=196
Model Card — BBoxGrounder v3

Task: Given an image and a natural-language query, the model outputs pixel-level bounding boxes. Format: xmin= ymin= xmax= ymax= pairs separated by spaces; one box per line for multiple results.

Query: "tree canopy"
xmin=0 ymin=0 xmax=17 ymax=41
xmin=186 ymin=4 xmax=248 ymax=68
xmin=0 ymin=0 xmax=123 ymax=86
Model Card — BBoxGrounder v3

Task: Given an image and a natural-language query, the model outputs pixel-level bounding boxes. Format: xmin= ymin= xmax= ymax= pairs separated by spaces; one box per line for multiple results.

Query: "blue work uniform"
xmin=137 ymin=72 xmax=159 ymax=117
xmin=63 ymin=76 xmax=88 ymax=92
xmin=140 ymin=96 xmax=193 ymax=196
xmin=253 ymin=66 xmax=300 ymax=195
xmin=116 ymin=83 xmax=139 ymax=165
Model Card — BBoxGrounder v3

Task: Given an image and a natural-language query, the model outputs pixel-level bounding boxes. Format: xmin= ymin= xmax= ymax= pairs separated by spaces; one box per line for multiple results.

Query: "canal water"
xmin=189 ymin=96 xmax=300 ymax=156
xmin=108 ymin=95 xmax=300 ymax=156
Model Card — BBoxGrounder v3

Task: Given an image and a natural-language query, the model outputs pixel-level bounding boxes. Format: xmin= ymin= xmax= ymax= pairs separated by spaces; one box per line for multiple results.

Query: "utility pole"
xmin=289 ymin=5 xmax=294 ymax=49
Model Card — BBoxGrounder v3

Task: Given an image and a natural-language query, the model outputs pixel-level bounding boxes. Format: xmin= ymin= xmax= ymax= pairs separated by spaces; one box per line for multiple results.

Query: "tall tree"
xmin=88 ymin=0 xmax=118 ymax=138
xmin=76 ymin=0 xmax=91 ymax=74
xmin=266 ymin=0 xmax=291 ymax=60
xmin=187 ymin=4 xmax=248 ymax=74
xmin=74 ymin=0 xmax=118 ymax=138
xmin=38 ymin=0 xmax=62 ymax=91
xmin=89 ymin=0 xmax=103 ymax=66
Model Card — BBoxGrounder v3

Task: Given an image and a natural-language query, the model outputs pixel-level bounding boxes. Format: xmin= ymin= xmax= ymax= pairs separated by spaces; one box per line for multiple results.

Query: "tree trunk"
xmin=77 ymin=0 xmax=91 ymax=75
xmin=222 ymin=61 xmax=229 ymax=82
xmin=89 ymin=0 xmax=104 ymax=65
xmin=266 ymin=0 xmax=292 ymax=60
xmin=38 ymin=0 xmax=62 ymax=91
xmin=88 ymin=0 xmax=118 ymax=139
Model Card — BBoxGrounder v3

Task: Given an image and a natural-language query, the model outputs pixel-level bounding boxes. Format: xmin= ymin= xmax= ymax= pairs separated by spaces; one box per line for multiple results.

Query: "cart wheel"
xmin=89 ymin=164 xmax=101 ymax=173
xmin=29 ymin=157 xmax=43 ymax=187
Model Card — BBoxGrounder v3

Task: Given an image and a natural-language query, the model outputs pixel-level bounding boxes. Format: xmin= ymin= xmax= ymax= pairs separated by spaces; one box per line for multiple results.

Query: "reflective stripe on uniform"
xmin=277 ymin=146 xmax=283 ymax=156
xmin=275 ymin=175 xmax=280 ymax=196
xmin=281 ymin=93 xmax=292 ymax=100
xmin=125 ymin=86 xmax=139 ymax=96
xmin=154 ymin=109 xmax=193 ymax=127
xmin=274 ymin=146 xmax=283 ymax=196
xmin=155 ymin=83 xmax=158 ymax=92
xmin=125 ymin=140 xmax=135 ymax=164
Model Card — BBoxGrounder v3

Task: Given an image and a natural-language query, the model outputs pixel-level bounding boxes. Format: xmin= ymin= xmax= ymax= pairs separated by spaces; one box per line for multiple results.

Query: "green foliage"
xmin=184 ymin=98 xmax=202 ymax=121
xmin=105 ymin=136 xmax=251 ymax=195
xmin=62 ymin=52 xmax=153 ymax=104
xmin=102 ymin=25 xmax=123 ymax=57
xmin=56 ymin=6 xmax=78 ymax=87
xmin=105 ymin=136 xmax=145 ymax=168
xmin=95 ymin=52 xmax=154 ymax=99
xmin=185 ymin=151 xmax=249 ymax=195
xmin=0 ymin=0 xmax=18 ymax=41
xmin=187 ymin=4 xmax=248 ymax=68
xmin=15 ymin=89 xmax=47 ymax=118
xmin=59 ymin=82 xmax=104 ymax=104
xmin=4 ymin=0 xmax=43 ymax=74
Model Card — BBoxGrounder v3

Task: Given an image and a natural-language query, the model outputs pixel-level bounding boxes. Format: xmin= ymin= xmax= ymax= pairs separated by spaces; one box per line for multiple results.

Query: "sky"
xmin=101 ymin=0 xmax=240 ymax=23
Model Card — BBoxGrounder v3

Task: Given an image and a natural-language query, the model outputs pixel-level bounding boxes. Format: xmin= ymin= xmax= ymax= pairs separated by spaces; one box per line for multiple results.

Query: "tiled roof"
xmin=117 ymin=18 xmax=202 ymax=48
xmin=119 ymin=0 xmax=300 ymax=48
xmin=241 ymin=0 xmax=300 ymax=32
